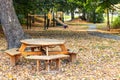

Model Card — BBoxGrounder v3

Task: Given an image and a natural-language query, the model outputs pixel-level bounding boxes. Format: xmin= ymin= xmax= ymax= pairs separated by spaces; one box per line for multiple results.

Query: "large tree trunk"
xmin=0 ymin=0 xmax=28 ymax=49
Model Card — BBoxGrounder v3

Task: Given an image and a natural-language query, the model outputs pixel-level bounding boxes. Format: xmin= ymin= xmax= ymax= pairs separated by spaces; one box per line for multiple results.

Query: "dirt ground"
xmin=0 ymin=20 xmax=120 ymax=80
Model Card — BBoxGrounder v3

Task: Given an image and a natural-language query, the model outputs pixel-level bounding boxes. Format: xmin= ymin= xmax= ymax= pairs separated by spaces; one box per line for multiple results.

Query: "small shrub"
xmin=111 ymin=16 xmax=120 ymax=29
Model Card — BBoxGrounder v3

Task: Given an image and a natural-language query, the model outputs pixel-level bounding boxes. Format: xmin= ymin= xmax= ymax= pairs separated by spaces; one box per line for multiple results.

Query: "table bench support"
xmin=69 ymin=53 xmax=77 ymax=62
xmin=5 ymin=48 xmax=21 ymax=66
xmin=25 ymin=55 xmax=69 ymax=72
xmin=37 ymin=60 xmax=40 ymax=72
xmin=56 ymin=59 xmax=60 ymax=70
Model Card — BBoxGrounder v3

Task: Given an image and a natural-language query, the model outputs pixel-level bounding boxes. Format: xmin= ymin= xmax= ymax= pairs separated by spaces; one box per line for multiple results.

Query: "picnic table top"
xmin=20 ymin=38 xmax=65 ymax=46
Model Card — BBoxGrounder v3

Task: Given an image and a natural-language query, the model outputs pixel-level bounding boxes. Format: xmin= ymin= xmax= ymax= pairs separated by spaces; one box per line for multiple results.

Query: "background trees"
xmin=13 ymin=0 xmax=120 ymax=25
xmin=98 ymin=0 xmax=120 ymax=30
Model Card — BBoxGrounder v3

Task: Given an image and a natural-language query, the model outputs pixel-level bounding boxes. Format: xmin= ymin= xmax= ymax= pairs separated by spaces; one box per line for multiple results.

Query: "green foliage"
xmin=111 ymin=16 xmax=120 ymax=29
xmin=96 ymin=13 xmax=104 ymax=23
xmin=17 ymin=14 xmax=26 ymax=24
xmin=87 ymin=12 xmax=104 ymax=23
xmin=13 ymin=0 xmax=120 ymax=24
xmin=13 ymin=0 xmax=36 ymax=24
xmin=84 ymin=0 xmax=104 ymax=23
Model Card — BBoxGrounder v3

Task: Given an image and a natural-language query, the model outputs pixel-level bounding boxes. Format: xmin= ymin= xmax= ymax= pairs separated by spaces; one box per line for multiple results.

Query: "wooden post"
xmin=60 ymin=44 xmax=68 ymax=54
xmin=19 ymin=43 xmax=27 ymax=52
xmin=56 ymin=59 xmax=60 ymax=71
xmin=45 ymin=60 xmax=50 ymax=72
xmin=37 ymin=60 xmax=40 ymax=72
xmin=46 ymin=47 xmax=49 ymax=56
xmin=10 ymin=56 xmax=16 ymax=66
xmin=69 ymin=53 xmax=77 ymax=62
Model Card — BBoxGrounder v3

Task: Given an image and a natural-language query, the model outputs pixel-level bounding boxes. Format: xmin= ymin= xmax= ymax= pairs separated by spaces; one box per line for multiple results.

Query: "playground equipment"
xmin=26 ymin=11 xmax=68 ymax=29
xmin=27 ymin=14 xmax=45 ymax=29
xmin=55 ymin=18 xmax=68 ymax=28
xmin=34 ymin=15 xmax=44 ymax=23
xmin=55 ymin=11 xmax=68 ymax=28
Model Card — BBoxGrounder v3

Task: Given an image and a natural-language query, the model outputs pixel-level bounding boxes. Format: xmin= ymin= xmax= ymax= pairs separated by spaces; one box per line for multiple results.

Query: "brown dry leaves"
xmin=0 ymin=29 xmax=120 ymax=80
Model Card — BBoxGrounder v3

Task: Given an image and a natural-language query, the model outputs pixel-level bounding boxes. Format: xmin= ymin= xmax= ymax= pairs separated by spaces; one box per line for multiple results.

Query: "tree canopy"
xmin=13 ymin=0 xmax=120 ymax=24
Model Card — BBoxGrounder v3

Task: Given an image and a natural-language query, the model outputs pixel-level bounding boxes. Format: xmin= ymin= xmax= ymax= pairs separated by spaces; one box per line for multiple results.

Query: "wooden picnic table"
xmin=19 ymin=38 xmax=68 ymax=56
xmin=5 ymin=38 xmax=77 ymax=71
xmin=19 ymin=38 xmax=69 ymax=72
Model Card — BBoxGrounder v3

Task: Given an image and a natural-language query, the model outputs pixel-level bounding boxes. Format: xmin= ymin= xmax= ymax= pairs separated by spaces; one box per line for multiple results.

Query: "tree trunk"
xmin=111 ymin=10 xmax=114 ymax=23
xmin=106 ymin=8 xmax=110 ymax=31
xmin=0 ymin=0 xmax=29 ymax=49
xmin=71 ymin=10 xmax=74 ymax=20
xmin=81 ymin=9 xmax=86 ymax=20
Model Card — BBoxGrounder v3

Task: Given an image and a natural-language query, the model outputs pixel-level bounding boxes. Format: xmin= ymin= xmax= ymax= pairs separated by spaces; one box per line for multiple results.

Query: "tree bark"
xmin=106 ymin=8 xmax=110 ymax=31
xmin=71 ymin=10 xmax=74 ymax=20
xmin=0 ymin=0 xmax=29 ymax=49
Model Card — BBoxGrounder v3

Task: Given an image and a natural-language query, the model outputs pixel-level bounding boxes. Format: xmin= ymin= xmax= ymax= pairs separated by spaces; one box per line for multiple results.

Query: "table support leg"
xmin=46 ymin=47 xmax=48 ymax=56
xmin=45 ymin=60 xmax=50 ymax=72
xmin=10 ymin=56 xmax=16 ymax=66
xmin=37 ymin=60 xmax=40 ymax=72
xmin=60 ymin=44 xmax=68 ymax=54
xmin=56 ymin=59 xmax=60 ymax=71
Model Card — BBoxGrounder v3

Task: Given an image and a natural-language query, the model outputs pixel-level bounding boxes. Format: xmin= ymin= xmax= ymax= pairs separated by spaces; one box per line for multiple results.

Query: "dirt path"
xmin=87 ymin=24 xmax=96 ymax=31
xmin=88 ymin=31 xmax=120 ymax=40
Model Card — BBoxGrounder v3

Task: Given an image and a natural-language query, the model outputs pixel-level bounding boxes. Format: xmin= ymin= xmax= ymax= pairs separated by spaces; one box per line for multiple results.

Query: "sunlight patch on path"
xmin=87 ymin=24 xmax=97 ymax=31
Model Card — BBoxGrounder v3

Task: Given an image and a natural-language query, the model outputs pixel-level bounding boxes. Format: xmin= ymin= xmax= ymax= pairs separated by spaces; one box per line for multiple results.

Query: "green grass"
xmin=96 ymin=23 xmax=106 ymax=30
xmin=64 ymin=15 xmax=71 ymax=20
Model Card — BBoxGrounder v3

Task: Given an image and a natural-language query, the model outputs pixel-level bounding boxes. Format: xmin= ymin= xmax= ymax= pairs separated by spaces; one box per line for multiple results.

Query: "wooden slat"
xmin=5 ymin=48 xmax=20 ymax=56
xmin=37 ymin=60 xmax=40 ymax=72
xmin=25 ymin=54 xmax=69 ymax=60
xmin=68 ymin=49 xmax=79 ymax=53
xmin=21 ymin=51 xmax=42 ymax=56
xmin=56 ymin=59 xmax=60 ymax=70
xmin=19 ymin=43 xmax=27 ymax=52
xmin=59 ymin=44 xmax=68 ymax=52
xmin=48 ymin=51 xmax=68 ymax=55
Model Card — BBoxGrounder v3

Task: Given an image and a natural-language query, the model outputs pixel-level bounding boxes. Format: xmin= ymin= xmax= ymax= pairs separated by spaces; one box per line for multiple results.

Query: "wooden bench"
xmin=5 ymin=48 xmax=21 ymax=66
xmin=68 ymin=49 xmax=78 ymax=62
xmin=25 ymin=54 xmax=70 ymax=72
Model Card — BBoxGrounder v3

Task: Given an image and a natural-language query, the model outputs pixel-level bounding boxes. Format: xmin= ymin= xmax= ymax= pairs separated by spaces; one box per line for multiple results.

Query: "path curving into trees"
xmin=88 ymin=31 xmax=120 ymax=40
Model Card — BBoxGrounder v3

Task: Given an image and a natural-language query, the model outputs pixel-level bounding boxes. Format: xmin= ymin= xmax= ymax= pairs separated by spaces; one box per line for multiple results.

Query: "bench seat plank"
xmin=5 ymin=48 xmax=20 ymax=56
xmin=5 ymin=48 xmax=21 ymax=66
xmin=25 ymin=54 xmax=69 ymax=72
xmin=25 ymin=54 xmax=69 ymax=60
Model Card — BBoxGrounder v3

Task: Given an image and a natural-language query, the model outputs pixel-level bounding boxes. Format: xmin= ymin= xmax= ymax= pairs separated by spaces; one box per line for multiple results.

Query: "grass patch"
xmin=64 ymin=15 xmax=71 ymax=20
xmin=96 ymin=23 xmax=107 ymax=30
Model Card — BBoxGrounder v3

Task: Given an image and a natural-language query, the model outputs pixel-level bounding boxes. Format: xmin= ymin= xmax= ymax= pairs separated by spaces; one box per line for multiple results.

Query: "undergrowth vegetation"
xmin=112 ymin=16 xmax=120 ymax=29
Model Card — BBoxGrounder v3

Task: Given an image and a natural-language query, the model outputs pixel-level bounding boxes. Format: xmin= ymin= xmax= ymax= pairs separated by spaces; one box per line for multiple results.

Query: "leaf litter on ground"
xmin=0 ymin=28 xmax=120 ymax=80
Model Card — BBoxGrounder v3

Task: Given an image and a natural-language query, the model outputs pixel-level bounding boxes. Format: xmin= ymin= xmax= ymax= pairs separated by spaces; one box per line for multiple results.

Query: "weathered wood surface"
xmin=5 ymin=48 xmax=21 ymax=66
xmin=19 ymin=39 xmax=68 ymax=55
xmin=5 ymin=48 xmax=20 ymax=56
xmin=25 ymin=54 xmax=69 ymax=60
xmin=68 ymin=49 xmax=79 ymax=62
xmin=25 ymin=54 xmax=69 ymax=72
xmin=20 ymin=39 xmax=65 ymax=46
